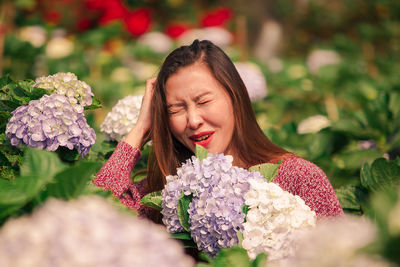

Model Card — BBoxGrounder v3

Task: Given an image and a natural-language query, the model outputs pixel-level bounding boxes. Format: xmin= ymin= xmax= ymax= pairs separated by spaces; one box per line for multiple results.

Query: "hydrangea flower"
xmin=100 ymin=95 xmax=143 ymax=141
xmin=178 ymin=27 xmax=233 ymax=47
xmin=234 ymin=62 xmax=268 ymax=101
xmin=297 ymin=115 xmax=331 ymax=134
xmin=272 ymin=216 xmax=388 ymax=267
xmin=0 ymin=196 xmax=194 ymax=267
xmin=161 ymin=151 xmax=316 ymax=260
xmin=137 ymin=31 xmax=173 ymax=54
xmin=306 ymin=49 xmax=341 ymax=75
xmin=162 ymin=153 xmax=262 ymax=257
xmin=34 ymin=72 xmax=93 ymax=109
xmin=5 ymin=94 xmax=96 ymax=157
xmin=242 ymin=179 xmax=316 ymax=261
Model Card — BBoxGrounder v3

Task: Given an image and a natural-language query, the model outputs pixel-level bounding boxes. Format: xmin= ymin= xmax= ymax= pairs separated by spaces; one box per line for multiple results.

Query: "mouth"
xmin=189 ymin=131 xmax=214 ymax=147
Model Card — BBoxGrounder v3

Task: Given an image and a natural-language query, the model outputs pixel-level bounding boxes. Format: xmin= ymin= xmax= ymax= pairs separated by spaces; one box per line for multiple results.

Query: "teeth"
xmin=195 ymin=134 xmax=210 ymax=142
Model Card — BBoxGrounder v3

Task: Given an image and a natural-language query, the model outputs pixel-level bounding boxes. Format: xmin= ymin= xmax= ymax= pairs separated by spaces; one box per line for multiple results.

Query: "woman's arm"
xmin=273 ymin=156 xmax=344 ymax=219
xmin=93 ymin=78 xmax=157 ymax=211
xmin=93 ymin=141 xmax=144 ymax=210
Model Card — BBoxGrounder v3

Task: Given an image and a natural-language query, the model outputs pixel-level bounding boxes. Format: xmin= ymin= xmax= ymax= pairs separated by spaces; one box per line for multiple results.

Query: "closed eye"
xmin=198 ymin=100 xmax=211 ymax=105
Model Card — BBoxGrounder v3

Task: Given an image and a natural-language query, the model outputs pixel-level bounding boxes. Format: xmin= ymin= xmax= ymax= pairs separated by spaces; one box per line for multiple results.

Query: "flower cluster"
xmin=162 ymin=153 xmax=262 ymax=257
xmin=137 ymin=31 xmax=173 ymax=54
xmin=306 ymin=49 xmax=341 ymax=75
xmin=5 ymin=94 xmax=95 ymax=157
xmin=234 ymin=62 xmax=268 ymax=101
xmin=297 ymin=115 xmax=331 ymax=134
xmin=34 ymin=72 xmax=93 ymax=109
xmin=242 ymin=180 xmax=316 ymax=261
xmin=160 ymin=151 xmax=317 ymax=260
xmin=0 ymin=196 xmax=194 ymax=267
xmin=178 ymin=27 xmax=233 ymax=47
xmin=100 ymin=95 xmax=143 ymax=141
xmin=272 ymin=216 xmax=388 ymax=267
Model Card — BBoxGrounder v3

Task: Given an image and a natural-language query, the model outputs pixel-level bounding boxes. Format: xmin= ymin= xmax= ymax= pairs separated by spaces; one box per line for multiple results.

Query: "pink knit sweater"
xmin=93 ymin=142 xmax=344 ymax=219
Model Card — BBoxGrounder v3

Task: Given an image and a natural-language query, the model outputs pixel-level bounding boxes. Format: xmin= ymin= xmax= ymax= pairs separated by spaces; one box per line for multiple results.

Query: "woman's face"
xmin=165 ymin=62 xmax=235 ymax=155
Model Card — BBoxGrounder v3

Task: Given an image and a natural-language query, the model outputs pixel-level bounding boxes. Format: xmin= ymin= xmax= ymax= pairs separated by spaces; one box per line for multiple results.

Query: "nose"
xmin=187 ymin=106 xmax=203 ymax=129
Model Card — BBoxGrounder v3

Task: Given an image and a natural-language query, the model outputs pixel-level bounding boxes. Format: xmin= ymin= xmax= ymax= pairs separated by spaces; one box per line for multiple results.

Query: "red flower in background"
xmin=200 ymin=7 xmax=233 ymax=27
xmin=124 ymin=8 xmax=152 ymax=36
xmin=98 ymin=0 xmax=128 ymax=25
xmin=77 ymin=18 xmax=91 ymax=31
xmin=85 ymin=0 xmax=107 ymax=9
xmin=165 ymin=23 xmax=190 ymax=38
xmin=43 ymin=11 xmax=61 ymax=25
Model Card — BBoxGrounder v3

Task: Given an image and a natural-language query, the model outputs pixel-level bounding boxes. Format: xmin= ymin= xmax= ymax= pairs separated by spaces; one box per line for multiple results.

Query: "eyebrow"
xmin=167 ymin=92 xmax=211 ymax=108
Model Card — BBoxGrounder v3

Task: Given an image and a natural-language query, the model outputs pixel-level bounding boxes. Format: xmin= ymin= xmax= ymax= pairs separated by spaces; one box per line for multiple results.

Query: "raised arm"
xmin=93 ymin=78 xmax=157 ymax=211
xmin=273 ymin=156 xmax=344 ymax=219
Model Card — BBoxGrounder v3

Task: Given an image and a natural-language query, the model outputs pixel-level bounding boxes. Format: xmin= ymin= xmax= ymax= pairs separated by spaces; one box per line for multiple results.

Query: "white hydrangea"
xmin=100 ymin=95 xmax=143 ymax=141
xmin=234 ymin=62 xmax=267 ymax=101
xmin=45 ymin=36 xmax=74 ymax=59
xmin=18 ymin=25 xmax=47 ymax=47
xmin=297 ymin=115 xmax=331 ymax=134
xmin=128 ymin=61 xmax=159 ymax=81
xmin=306 ymin=49 xmax=341 ymax=75
xmin=272 ymin=216 xmax=389 ymax=267
xmin=137 ymin=31 xmax=174 ymax=54
xmin=242 ymin=179 xmax=316 ymax=261
xmin=178 ymin=27 xmax=233 ymax=47
xmin=34 ymin=72 xmax=94 ymax=110
xmin=0 ymin=196 xmax=194 ymax=267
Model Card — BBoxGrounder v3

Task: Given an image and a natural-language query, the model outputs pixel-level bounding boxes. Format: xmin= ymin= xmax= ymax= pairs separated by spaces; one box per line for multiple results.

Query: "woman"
xmin=94 ymin=40 xmax=344 ymax=223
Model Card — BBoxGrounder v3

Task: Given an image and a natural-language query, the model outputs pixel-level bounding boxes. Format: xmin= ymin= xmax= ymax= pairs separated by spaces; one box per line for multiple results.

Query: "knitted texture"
xmin=93 ymin=142 xmax=344 ymax=218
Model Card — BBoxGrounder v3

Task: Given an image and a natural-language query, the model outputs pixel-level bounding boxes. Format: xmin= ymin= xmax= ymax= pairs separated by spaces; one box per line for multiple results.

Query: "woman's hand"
xmin=124 ymin=77 xmax=157 ymax=148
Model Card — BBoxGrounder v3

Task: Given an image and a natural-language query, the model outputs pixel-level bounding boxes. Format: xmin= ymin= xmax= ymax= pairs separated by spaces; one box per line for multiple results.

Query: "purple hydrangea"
xmin=161 ymin=153 xmax=265 ymax=257
xmin=5 ymin=94 xmax=96 ymax=157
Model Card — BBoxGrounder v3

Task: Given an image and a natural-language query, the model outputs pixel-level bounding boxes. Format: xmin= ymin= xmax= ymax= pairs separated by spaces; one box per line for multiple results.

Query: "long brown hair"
xmin=147 ymin=40 xmax=290 ymax=194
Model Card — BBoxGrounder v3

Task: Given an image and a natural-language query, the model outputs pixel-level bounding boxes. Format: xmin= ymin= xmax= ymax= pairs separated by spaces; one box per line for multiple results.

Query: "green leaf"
xmin=335 ymin=150 xmax=383 ymax=170
xmin=242 ymin=205 xmax=249 ymax=215
xmin=236 ymin=231 xmax=244 ymax=247
xmin=0 ymin=99 xmax=21 ymax=111
xmin=84 ymin=97 xmax=102 ymax=110
xmin=195 ymin=144 xmax=209 ymax=161
xmin=45 ymin=161 xmax=102 ymax=200
xmin=248 ymin=163 xmax=280 ymax=182
xmin=0 ymin=175 xmax=42 ymax=205
xmin=171 ymin=232 xmax=197 ymax=249
xmin=177 ymin=191 xmax=192 ymax=232
xmin=213 ymin=246 xmax=252 ymax=267
xmin=0 ymin=204 xmax=24 ymax=218
xmin=335 ymin=185 xmax=361 ymax=211
xmin=181 ymin=239 xmax=197 ymax=248
xmin=171 ymin=232 xmax=192 ymax=240
xmin=251 ymin=253 xmax=267 ymax=267
xmin=360 ymin=162 xmax=373 ymax=189
xmin=20 ymin=148 xmax=66 ymax=178
xmin=0 ymin=74 xmax=12 ymax=88
xmin=361 ymin=158 xmax=400 ymax=192
xmin=0 ymin=149 xmax=66 ymax=206
xmin=199 ymin=252 xmax=213 ymax=263
xmin=140 ymin=190 xmax=163 ymax=211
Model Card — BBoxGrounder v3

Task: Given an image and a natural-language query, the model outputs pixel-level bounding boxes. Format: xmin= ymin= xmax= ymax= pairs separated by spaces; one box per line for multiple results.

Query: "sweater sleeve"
xmin=273 ymin=156 xmax=344 ymax=219
xmin=93 ymin=141 xmax=145 ymax=210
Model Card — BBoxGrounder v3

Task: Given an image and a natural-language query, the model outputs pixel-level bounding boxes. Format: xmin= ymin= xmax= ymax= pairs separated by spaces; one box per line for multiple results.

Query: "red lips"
xmin=189 ymin=131 xmax=214 ymax=147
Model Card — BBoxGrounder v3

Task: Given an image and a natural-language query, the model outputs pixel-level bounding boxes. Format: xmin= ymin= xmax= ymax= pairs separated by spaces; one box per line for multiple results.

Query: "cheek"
xmin=168 ymin=116 xmax=185 ymax=137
